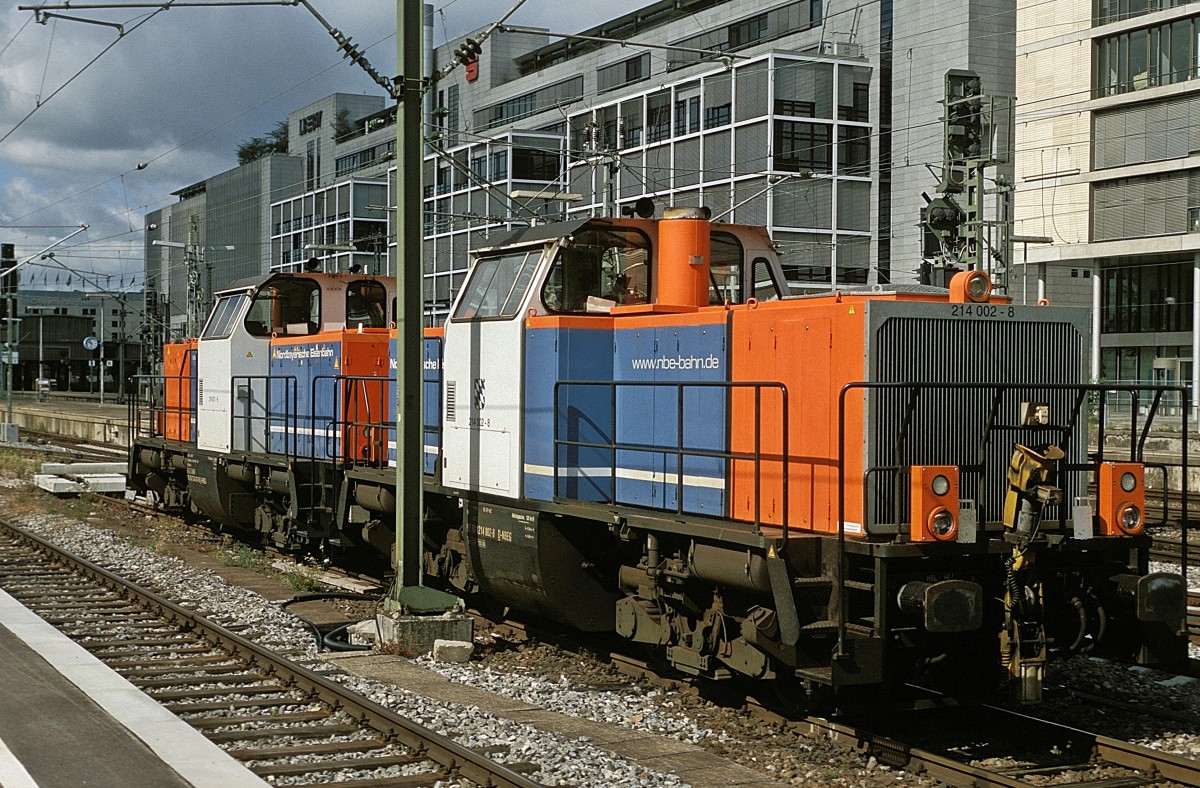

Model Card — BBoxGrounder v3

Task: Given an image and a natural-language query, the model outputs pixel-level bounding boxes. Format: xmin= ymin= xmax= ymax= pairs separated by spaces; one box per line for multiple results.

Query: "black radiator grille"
xmin=867 ymin=316 xmax=1087 ymax=529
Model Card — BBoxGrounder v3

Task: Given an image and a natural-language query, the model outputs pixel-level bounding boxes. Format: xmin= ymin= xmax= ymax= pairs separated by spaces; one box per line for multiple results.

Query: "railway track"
xmin=0 ymin=517 xmax=541 ymax=788
xmin=13 ymin=427 xmax=128 ymax=462
xmin=556 ymin=640 xmax=1200 ymax=787
xmin=11 ymin=437 xmax=1200 ymax=786
xmin=819 ymin=702 xmax=1200 ymax=788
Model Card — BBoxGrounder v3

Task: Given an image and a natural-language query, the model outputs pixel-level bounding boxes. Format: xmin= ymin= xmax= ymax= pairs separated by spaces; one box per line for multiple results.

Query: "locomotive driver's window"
xmin=543 ymin=227 xmax=650 ymax=313
xmin=709 ymin=232 xmax=743 ymax=305
xmin=451 ymin=251 xmax=536 ymax=320
xmin=203 ymin=294 xmax=248 ymax=339
xmin=346 ymin=280 xmax=388 ymax=328
xmin=752 ymin=257 xmax=783 ymax=301
xmin=246 ymin=277 xmax=321 ymax=336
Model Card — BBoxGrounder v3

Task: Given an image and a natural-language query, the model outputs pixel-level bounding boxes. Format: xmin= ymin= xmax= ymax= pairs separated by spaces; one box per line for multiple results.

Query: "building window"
xmin=776 ymin=99 xmax=816 ymax=117
xmin=729 ymin=13 xmax=768 ymax=49
xmin=647 ymin=92 xmax=671 ymax=142
xmin=667 ymin=1 xmax=821 ymax=70
xmin=675 ymin=96 xmax=700 ymax=135
xmin=470 ymin=154 xmax=488 ymax=180
xmin=704 ymin=104 xmax=731 ymax=129
xmin=1101 ymin=259 xmax=1194 ymax=334
xmin=335 ymin=147 xmax=378 ymax=177
xmin=306 ymin=139 xmax=321 ymax=190
xmin=598 ymin=53 xmax=650 ymax=93
xmin=1093 ymin=170 xmax=1193 ymax=241
xmin=840 ymin=82 xmax=870 ymax=122
xmin=475 ymin=76 xmax=584 ymax=129
xmin=447 ymin=84 xmax=460 ymax=138
xmin=1094 ymin=15 xmax=1198 ymax=97
xmin=774 ymin=121 xmax=832 ymax=173
xmin=512 ymin=147 xmax=561 ymax=181
xmin=838 ymin=126 xmax=871 ymax=175
xmin=1095 ymin=0 xmax=1194 ymax=26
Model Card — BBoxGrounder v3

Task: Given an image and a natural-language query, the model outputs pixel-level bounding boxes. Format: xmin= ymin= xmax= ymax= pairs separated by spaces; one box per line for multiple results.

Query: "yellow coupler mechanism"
xmin=1000 ymin=443 xmax=1066 ymax=704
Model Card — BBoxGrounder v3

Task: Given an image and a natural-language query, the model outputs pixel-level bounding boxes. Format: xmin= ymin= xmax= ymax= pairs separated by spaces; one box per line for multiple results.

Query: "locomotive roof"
xmin=217 ymin=271 xmax=390 ymax=296
xmin=784 ymin=282 xmax=954 ymax=299
xmin=474 ymin=218 xmax=593 ymax=252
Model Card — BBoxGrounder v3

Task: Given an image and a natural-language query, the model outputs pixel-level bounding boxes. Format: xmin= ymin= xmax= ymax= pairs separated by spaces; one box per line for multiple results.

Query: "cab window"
xmin=346 ymin=280 xmax=388 ymax=328
xmin=452 ymin=250 xmax=538 ymax=320
xmin=202 ymin=294 xmax=248 ymax=340
xmin=752 ymin=257 xmax=783 ymax=301
xmin=709 ymin=232 xmax=743 ymax=305
xmin=245 ymin=276 xmax=321 ymax=337
xmin=543 ymin=227 xmax=650 ymax=314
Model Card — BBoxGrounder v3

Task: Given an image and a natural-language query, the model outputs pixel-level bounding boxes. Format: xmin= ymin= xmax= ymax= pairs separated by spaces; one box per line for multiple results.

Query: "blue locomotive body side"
xmin=523 ymin=323 xmax=615 ymax=502
xmin=611 ymin=321 xmax=727 ymax=517
xmin=268 ymin=339 xmax=341 ymax=459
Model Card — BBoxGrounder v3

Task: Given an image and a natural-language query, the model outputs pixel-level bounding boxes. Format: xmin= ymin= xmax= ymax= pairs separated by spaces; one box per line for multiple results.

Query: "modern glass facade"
xmin=417 ymin=50 xmax=873 ymax=324
xmin=421 ymin=131 xmax=567 ymax=321
xmin=1101 ymin=258 xmax=1195 ymax=334
xmin=1094 ymin=0 xmax=1197 ymax=27
xmin=565 ymin=53 xmax=873 ymax=287
xmin=271 ymin=179 xmax=389 ymax=274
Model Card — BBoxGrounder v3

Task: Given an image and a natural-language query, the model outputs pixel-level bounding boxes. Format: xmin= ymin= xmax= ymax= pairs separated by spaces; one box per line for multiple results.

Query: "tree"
xmin=333 ymin=108 xmax=355 ymax=142
xmin=237 ymin=120 xmax=288 ymax=165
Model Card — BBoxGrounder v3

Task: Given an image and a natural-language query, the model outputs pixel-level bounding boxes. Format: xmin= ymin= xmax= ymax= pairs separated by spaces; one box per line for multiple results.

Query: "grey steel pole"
xmin=393 ymin=0 xmax=427 ymax=602
xmin=5 ymin=292 xmax=12 ymax=422
xmin=387 ymin=0 xmax=460 ymax=613
xmin=99 ymin=297 xmax=106 ymax=405
xmin=118 ymin=299 xmax=127 ymax=404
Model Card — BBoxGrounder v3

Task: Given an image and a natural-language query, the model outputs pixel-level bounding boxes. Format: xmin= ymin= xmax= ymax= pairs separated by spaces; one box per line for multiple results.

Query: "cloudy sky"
xmin=0 ymin=0 xmax=642 ymax=292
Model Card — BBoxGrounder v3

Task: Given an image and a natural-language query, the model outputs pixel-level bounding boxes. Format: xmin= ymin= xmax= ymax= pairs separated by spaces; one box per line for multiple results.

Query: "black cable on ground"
xmin=280 ymin=591 xmax=380 ymax=652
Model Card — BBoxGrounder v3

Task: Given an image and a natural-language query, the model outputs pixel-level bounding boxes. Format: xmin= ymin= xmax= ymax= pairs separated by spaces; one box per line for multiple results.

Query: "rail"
xmin=129 ymin=373 xmax=197 ymax=441
xmin=230 ymin=374 xmax=297 ymax=457
xmin=0 ymin=517 xmax=541 ymax=787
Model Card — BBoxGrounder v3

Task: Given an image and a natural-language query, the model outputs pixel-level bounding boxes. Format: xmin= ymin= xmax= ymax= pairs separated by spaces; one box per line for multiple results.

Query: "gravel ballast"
xmin=3 ymin=480 xmax=1199 ymax=787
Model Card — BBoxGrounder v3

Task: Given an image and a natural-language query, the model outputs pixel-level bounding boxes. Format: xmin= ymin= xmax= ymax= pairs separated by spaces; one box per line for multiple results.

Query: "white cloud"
xmin=0 ymin=0 xmax=643 ymax=286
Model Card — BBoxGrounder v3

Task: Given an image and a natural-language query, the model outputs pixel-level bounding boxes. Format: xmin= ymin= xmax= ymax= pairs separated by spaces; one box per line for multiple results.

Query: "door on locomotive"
xmin=440 ymin=228 xmax=563 ymax=496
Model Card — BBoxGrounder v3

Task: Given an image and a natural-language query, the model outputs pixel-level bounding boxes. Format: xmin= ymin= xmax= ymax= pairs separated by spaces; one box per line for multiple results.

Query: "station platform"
xmin=0 ymin=589 xmax=262 ymax=787
xmin=0 ymin=393 xmax=131 ymax=446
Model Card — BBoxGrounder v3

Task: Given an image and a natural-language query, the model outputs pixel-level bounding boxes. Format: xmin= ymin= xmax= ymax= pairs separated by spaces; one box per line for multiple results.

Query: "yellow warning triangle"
xmin=768 ymin=545 xmax=776 ymax=558
xmin=334 ymin=358 xmax=340 ymax=370
xmin=246 ymin=351 xmax=253 ymax=358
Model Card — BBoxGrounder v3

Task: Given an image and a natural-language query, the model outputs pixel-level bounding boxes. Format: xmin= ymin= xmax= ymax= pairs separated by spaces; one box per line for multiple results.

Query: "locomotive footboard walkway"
xmin=0 ymin=517 xmax=541 ymax=788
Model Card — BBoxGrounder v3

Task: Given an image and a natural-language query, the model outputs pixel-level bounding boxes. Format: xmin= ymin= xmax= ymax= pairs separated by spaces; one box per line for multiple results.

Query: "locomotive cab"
xmin=441 ymin=214 xmax=786 ymax=499
xmin=196 ymin=273 xmax=393 ymax=454
xmin=180 ymin=272 xmax=394 ymax=532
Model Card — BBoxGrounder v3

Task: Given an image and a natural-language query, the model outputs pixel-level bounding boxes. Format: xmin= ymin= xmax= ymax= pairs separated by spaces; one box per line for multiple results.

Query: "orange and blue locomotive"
xmin=130 ymin=208 xmax=1189 ymax=706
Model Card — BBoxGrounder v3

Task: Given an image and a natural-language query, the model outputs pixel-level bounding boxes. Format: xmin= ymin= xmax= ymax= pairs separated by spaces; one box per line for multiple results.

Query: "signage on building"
xmin=465 ymin=57 xmax=478 ymax=82
xmin=299 ymin=111 xmax=323 ymax=135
